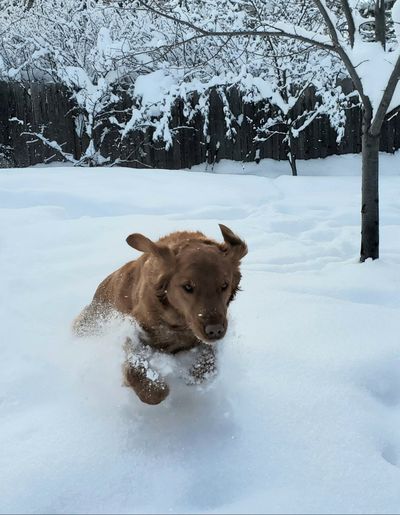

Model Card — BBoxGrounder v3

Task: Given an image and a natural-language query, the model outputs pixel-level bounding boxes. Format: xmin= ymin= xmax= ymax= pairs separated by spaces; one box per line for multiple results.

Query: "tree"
xmin=119 ymin=1 xmax=349 ymax=176
xmin=0 ymin=0 xmax=351 ymax=174
xmin=137 ymin=0 xmax=400 ymax=261
xmin=0 ymin=0 xmax=159 ymax=165
xmin=248 ymin=36 xmax=348 ymax=176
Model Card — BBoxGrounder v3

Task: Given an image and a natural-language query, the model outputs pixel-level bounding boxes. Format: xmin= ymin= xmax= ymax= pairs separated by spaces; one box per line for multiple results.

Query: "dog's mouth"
xmin=195 ymin=335 xmax=222 ymax=346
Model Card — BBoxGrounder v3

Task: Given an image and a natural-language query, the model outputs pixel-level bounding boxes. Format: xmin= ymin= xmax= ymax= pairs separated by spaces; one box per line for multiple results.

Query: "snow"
xmin=1 ymin=154 xmax=400 ymax=513
xmin=191 ymin=151 xmax=400 ymax=177
xmin=134 ymin=70 xmax=178 ymax=114
xmin=348 ymin=41 xmax=400 ymax=114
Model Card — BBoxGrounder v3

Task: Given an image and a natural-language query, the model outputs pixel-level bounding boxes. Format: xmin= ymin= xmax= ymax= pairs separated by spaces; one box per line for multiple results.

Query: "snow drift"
xmin=1 ymin=155 xmax=400 ymax=513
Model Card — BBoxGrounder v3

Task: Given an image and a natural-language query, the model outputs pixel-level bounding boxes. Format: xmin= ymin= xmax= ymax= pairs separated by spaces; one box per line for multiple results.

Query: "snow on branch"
xmin=22 ymin=130 xmax=78 ymax=165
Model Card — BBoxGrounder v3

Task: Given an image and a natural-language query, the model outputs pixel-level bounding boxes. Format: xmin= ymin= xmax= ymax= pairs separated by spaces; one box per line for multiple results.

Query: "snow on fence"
xmin=1 ymin=80 xmax=400 ymax=169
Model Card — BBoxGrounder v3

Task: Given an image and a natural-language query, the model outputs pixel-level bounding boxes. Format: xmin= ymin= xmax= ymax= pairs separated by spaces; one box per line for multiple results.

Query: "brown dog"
xmin=73 ymin=224 xmax=247 ymax=405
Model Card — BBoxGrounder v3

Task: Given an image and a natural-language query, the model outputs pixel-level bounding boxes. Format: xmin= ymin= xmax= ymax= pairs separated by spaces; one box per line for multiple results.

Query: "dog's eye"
xmin=183 ymin=284 xmax=194 ymax=293
xmin=221 ymin=282 xmax=229 ymax=291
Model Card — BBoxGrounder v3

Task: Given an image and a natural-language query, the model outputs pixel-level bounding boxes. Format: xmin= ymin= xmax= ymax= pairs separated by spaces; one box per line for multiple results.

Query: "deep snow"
xmin=1 ymin=154 xmax=400 ymax=514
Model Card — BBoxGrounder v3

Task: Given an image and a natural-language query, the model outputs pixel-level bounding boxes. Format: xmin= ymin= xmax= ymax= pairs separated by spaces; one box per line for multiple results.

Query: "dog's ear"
xmin=126 ymin=233 xmax=156 ymax=253
xmin=219 ymin=224 xmax=248 ymax=261
xmin=126 ymin=233 xmax=174 ymax=264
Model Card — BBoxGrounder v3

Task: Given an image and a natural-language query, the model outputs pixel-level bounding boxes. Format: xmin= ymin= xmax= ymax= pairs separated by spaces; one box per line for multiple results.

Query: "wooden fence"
xmin=1 ymin=80 xmax=400 ymax=169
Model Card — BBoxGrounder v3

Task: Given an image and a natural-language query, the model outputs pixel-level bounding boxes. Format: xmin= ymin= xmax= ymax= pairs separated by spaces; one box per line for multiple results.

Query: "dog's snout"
xmin=204 ymin=323 xmax=225 ymax=340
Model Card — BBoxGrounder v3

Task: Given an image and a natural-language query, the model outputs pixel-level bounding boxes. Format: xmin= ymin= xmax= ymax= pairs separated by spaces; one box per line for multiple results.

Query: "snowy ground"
xmin=1 ymin=153 xmax=400 ymax=514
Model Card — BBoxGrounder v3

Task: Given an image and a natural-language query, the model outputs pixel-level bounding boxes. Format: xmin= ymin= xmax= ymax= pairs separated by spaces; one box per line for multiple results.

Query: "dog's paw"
xmin=123 ymin=363 xmax=170 ymax=405
xmin=136 ymin=377 xmax=170 ymax=405
xmin=185 ymin=354 xmax=217 ymax=385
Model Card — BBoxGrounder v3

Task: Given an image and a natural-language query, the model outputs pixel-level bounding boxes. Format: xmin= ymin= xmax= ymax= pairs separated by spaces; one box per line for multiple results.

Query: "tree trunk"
xmin=360 ymin=111 xmax=380 ymax=261
xmin=288 ymin=134 xmax=298 ymax=176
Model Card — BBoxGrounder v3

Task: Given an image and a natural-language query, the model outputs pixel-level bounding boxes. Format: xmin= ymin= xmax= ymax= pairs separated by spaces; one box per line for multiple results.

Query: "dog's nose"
xmin=205 ymin=324 xmax=225 ymax=340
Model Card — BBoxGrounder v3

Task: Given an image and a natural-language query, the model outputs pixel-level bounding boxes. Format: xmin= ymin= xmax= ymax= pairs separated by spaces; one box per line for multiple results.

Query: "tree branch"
xmin=312 ymin=0 xmax=372 ymax=113
xmin=312 ymin=0 xmax=340 ymax=46
xmin=335 ymin=46 xmax=372 ymax=112
xmin=137 ymin=0 xmax=374 ymax=115
xmin=22 ymin=131 xmax=78 ymax=164
xmin=374 ymin=0 xmax=386 ymax=50
xmin=340 ymin=0 xmax=356 ymax=47
xmin=135 ymin=0 xmax=335 ymax=52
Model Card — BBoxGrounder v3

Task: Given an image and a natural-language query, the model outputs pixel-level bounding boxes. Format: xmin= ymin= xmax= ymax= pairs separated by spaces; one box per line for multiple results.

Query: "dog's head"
xmin=126 ymin=224 xmax=247 ymax=343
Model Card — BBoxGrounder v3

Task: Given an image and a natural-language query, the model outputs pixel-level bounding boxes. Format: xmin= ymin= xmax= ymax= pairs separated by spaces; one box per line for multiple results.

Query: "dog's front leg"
xmin=186 ymin=344 xmax=217 ymax=384
xmin=123 ymin=338 xmax=169 ymax=405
